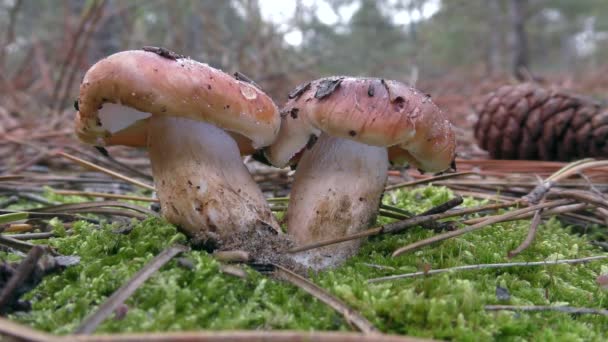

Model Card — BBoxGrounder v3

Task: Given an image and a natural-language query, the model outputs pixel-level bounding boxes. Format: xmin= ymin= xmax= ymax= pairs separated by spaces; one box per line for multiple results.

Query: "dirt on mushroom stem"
xmin=219 ymin=224 xmax=307 ymax=275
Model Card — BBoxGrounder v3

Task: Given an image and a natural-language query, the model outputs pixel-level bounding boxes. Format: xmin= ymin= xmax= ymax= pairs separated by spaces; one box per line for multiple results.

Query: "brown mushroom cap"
xmin=75 ymin=49 xmax=280 ymax=153
xmin=266 ymin=77 xmax=456 ymax=172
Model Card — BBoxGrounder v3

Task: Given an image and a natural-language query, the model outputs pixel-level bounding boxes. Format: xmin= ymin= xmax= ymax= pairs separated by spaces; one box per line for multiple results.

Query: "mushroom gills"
xmin=287 ymin=134 xmax=388 ymax=270
xmin=147 ymin=116 xmax=280 ymax=248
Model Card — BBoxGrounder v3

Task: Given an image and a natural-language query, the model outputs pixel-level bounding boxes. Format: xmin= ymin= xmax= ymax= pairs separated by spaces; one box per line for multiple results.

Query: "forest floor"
xmin=1 ymin=74 xmax=608 ymax=341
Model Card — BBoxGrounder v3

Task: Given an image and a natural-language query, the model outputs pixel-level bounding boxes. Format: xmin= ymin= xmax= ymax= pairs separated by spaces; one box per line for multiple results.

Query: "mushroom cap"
xmin=266 ymin=77 xmax=456 ymax=172
xmin=75 ymin=49 xmax=280 ymax=153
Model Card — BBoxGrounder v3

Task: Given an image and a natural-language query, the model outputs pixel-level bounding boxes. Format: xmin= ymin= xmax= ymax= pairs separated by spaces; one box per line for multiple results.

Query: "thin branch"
xmin=74 ymin=244 xmax=189 ymax=334
xmin=368 ymin=255 xmax=607 ymax=283
xmin=484 ymin=304 xmax=608 ymax=316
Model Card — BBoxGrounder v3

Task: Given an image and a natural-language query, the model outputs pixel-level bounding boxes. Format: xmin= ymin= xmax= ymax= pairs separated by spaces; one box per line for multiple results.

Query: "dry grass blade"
xmin=0 ymin=245 xmax=44 ymax=312
xmin=56 ymin=152 xmax=155 ymax=191
xmin=74 ymin=244 xmax=189 ymax=334
xmin=391 ymin=199 xmax=572 ymax=257
xmin=385 ymin=171 xmax=477 ymax=191
xmin=271 ymin=264 xmax=378 ymax=334
xmin=52 ymin=190 xmax=159 ymax=203
xmin=484 ymin=305 xmax=608 ymax=316
xmin=368 ymin=255 xmax=607 ymax=283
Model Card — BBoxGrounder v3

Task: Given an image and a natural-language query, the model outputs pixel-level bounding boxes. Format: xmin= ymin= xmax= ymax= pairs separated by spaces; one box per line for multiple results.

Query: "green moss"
xmin=5 ymin=186 xmax=608 ymax=340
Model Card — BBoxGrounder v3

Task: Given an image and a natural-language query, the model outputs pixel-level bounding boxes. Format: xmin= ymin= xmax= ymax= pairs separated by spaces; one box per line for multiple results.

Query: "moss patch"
xmin=4 ymin=186 xmax=608 ymax=340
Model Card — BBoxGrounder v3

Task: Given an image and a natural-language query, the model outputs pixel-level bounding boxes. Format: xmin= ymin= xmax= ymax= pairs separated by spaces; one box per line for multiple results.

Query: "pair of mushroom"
xmin=75 ymin=49 xmax=455 ymax=269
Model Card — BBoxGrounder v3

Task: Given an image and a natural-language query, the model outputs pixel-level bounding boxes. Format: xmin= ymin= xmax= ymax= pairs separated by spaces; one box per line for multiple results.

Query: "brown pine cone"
xmin=474 ymin=83 xmax=608 ymax=161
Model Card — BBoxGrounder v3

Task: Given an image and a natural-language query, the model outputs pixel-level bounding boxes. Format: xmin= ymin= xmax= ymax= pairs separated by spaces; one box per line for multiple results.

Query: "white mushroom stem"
xmin=147 ymin=116 xmax=280 ymax=247
xmin=287 ymin=134 xmax=388 ymax=270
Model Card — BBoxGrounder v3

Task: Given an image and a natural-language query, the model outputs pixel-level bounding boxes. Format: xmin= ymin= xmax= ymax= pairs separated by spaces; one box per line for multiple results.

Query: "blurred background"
xmin=1 ymin=0 xmax=608 ymax=155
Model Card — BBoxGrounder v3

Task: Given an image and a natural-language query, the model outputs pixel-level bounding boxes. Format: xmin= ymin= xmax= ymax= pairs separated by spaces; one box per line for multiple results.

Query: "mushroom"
xmin=264 ymin=77 xmax=456 ymax=269
xmin=75 ymin=48 xmax=281 ymax=248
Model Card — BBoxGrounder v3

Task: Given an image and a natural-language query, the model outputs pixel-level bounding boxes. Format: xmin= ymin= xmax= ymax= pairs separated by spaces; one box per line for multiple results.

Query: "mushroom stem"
xmin=287 ymin=134 xmax=388 ymax=270
xmin=147 ymin=116 xmax=280 ymax=247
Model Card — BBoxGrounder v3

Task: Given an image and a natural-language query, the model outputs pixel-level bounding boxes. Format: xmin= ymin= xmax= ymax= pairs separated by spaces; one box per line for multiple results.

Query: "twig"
xmin=287 ymin=196 xmax=465 ymax=254
xmin=368 ymin=255 xmax=607 ymax=283
xmin=271 ymin=264 xmax=378 ymax=334
xmin=74 ymin=244 xmax=189 ymax=334
xmin=0 ymin=245 xmax=44 ymax=312
xmin=507 ymin=208 xmax=543 ymax=258
xmin=0 ymin=317 xmax=58 ymax=342
xmin=56 ymin=151 xmax=155 ymax=191
xmin=484 ymin=304 xmax=608 ymax=316
xmin=287 ymin=198 xmax=478 ymax=253
xmin=391 ymin=199 xmax=572 ymax=257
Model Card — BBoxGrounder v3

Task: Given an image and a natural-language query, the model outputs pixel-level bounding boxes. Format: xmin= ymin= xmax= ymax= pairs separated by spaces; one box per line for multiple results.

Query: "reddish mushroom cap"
xmin=266 ymin=77 xmax=456 ymax=172
xmin=75 ymin=49 xmax=280 ymax=153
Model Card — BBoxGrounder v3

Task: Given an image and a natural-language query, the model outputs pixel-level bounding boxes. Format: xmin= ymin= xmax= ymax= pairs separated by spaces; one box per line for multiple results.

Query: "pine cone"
xmin=474 ymin=83 xmax=608 ymax=161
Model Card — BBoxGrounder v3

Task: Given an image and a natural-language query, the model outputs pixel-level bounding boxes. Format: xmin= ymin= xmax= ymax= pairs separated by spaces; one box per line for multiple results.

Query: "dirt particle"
xmin=220 ymin=223 xmax=304 ymax=275
xmin=170 ymin=203 xmax=180 ymax=216
xmin=288 ymin=82 xmax=311 ymax=100
xmin=142 ymin=46 xmax=184 ymax=60
xmin=367 ymin=84 xmax=375 ymax=97
xmin=393 ymin=96 xmax=406 ymax=111
xmin=314 ymin=77 xmax=343 ymax=99
xmin=290 ymin=108 xmax=299 ymax=119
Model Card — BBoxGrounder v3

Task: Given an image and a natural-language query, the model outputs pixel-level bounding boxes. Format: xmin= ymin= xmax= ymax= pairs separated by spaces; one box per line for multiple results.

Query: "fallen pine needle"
xmin=74 ymin=244 xmax=189 ymax=334
xmin=271 ymin=264 xmax=378 ymax=334
xmin=56 ymin=151 xmax=155 ymax=191
xmin=367 ymin=255 xmax=607 ymax=283
xmin=507 ymin=208 xmax=543 ymax=258
xmin=385 ymin=171 xmax=477 ymax=191
xmin=391 ymin=199 xmax=572 ymax=257
xmin=484 ymin=304 xmax=608 ymax=316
